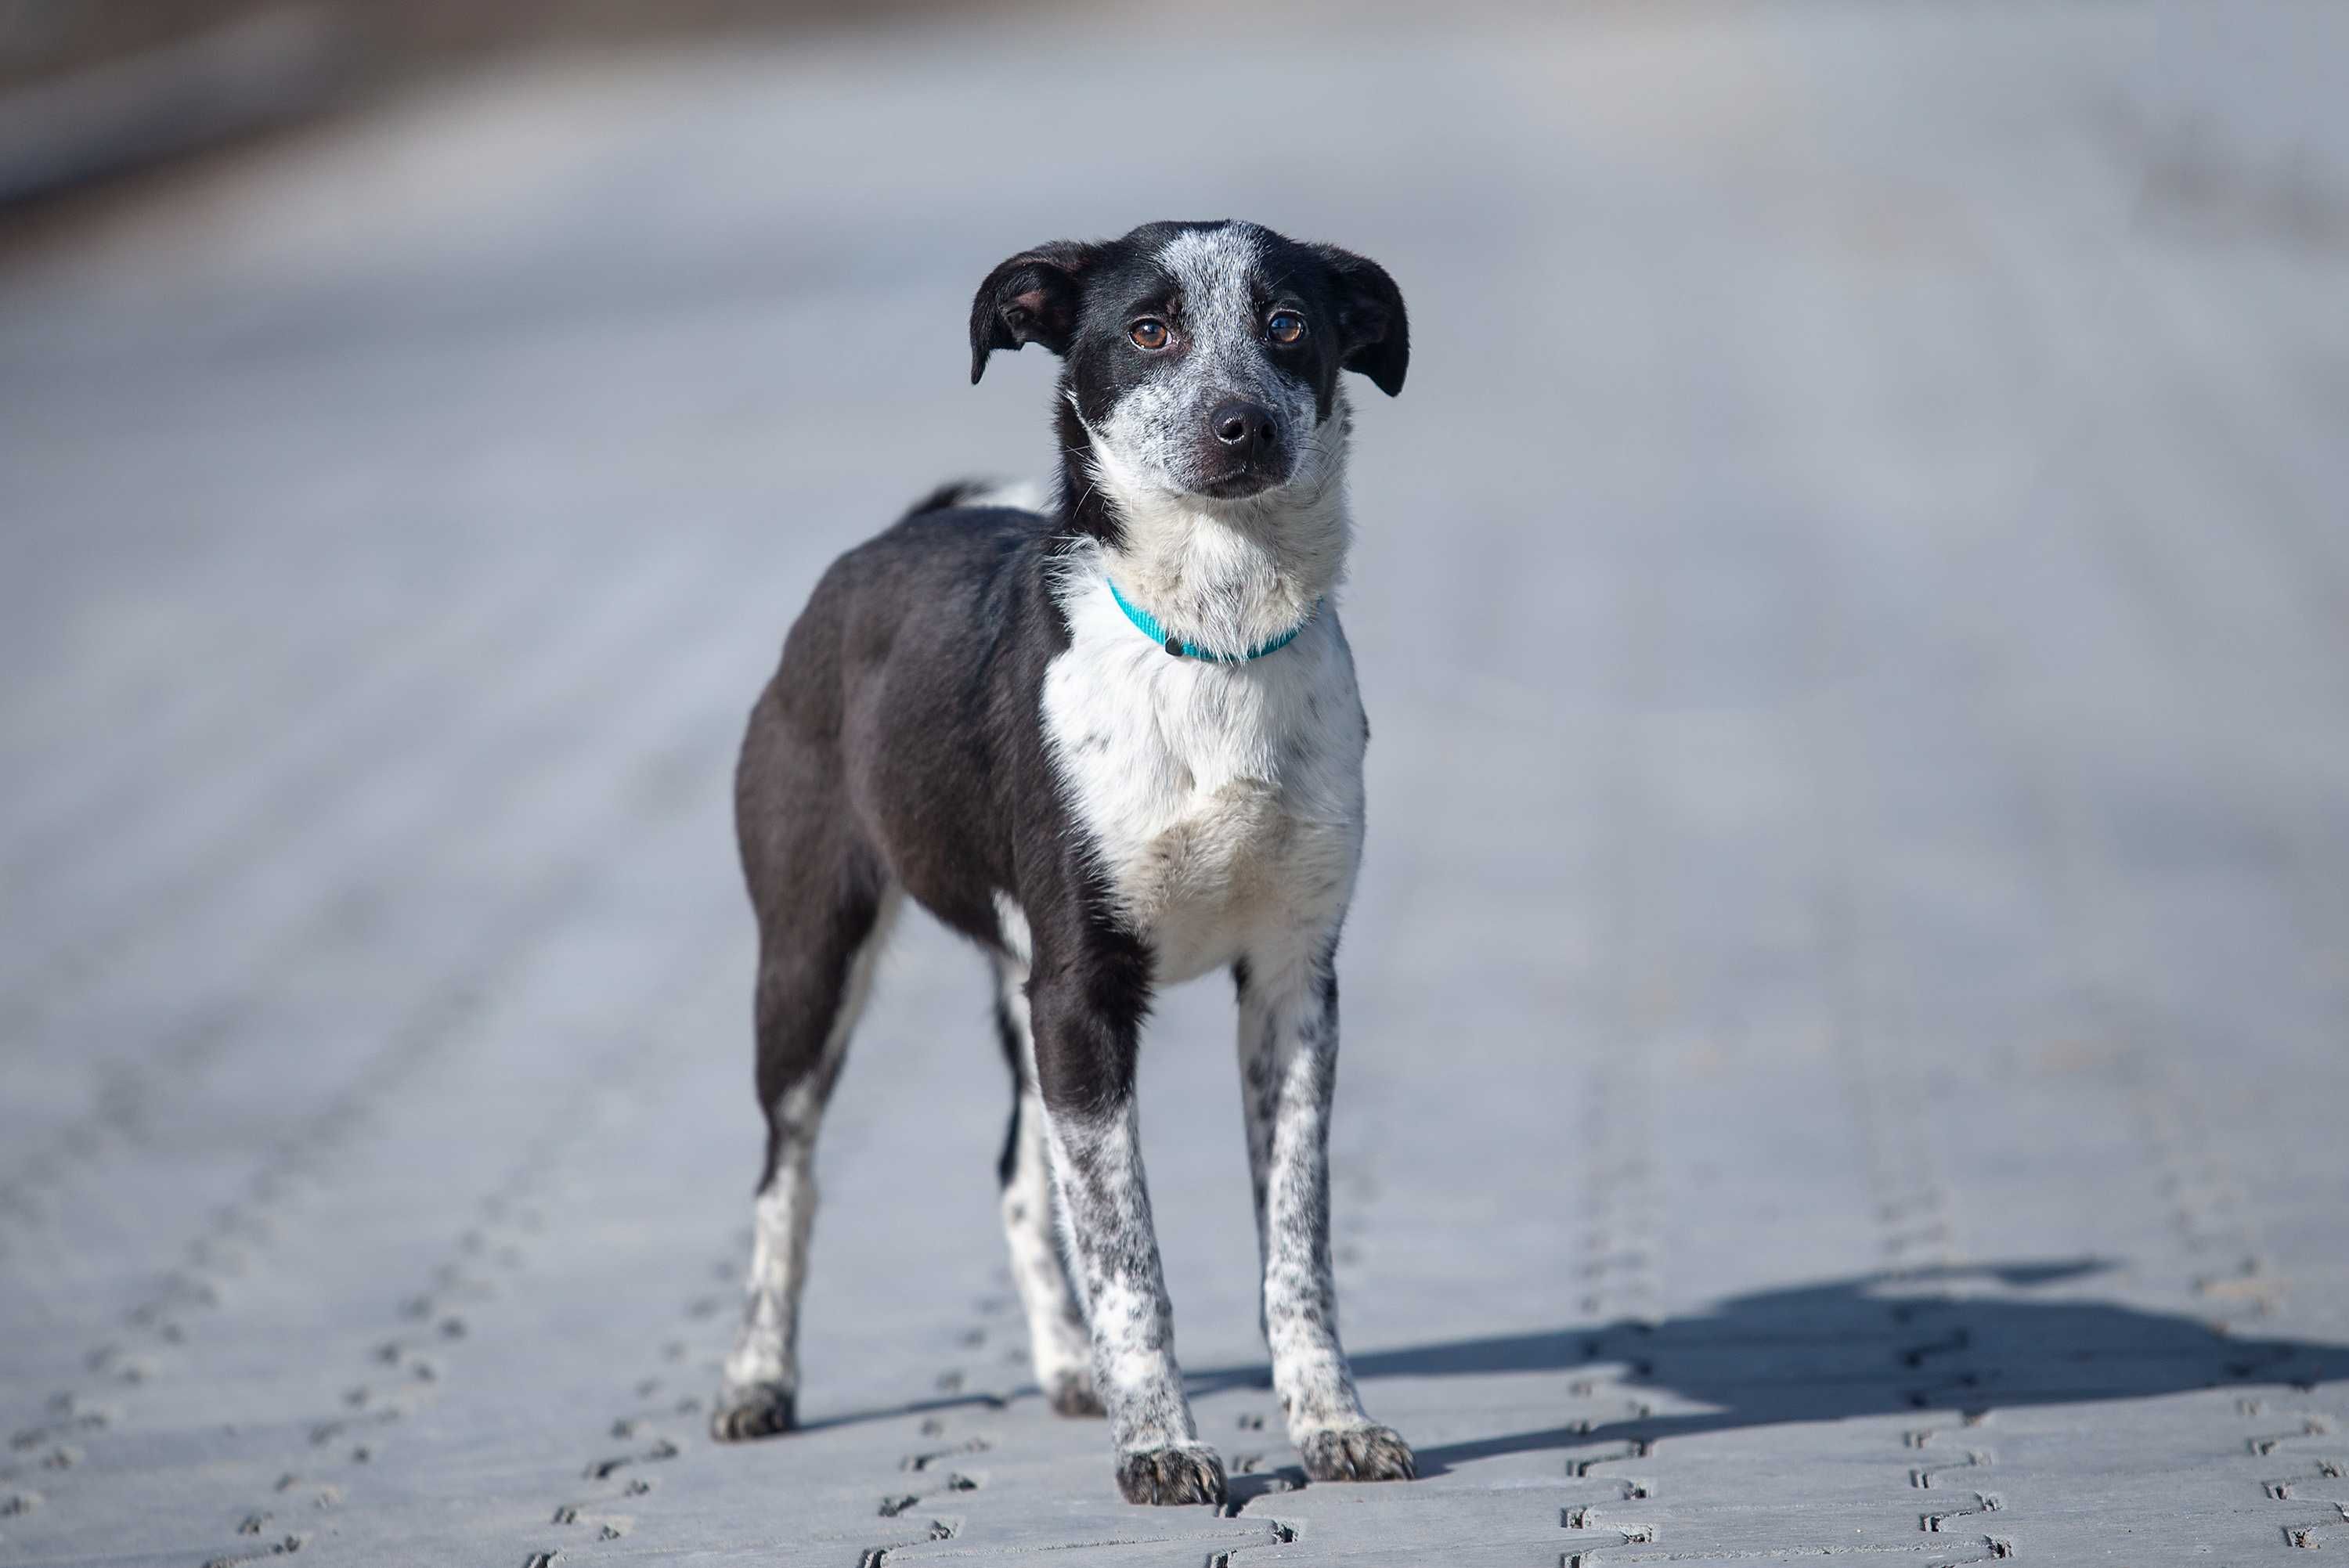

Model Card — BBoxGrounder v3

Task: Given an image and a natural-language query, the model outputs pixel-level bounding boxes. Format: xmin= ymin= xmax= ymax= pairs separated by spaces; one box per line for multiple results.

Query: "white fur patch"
xmin=1044 ymin=224 xmax=1370 ymax=988
xmin=991 ymin=948 xmax=1093 ymax=1399
xmin=971 ymin=478 xmax=1049 ymax=514
xmin=723 ymin=886 xmax=901 ymax=1397
xmin=992 ymin=889 xmax=1033 ymax=969
xmin=1237 ymin=952 xmax=1369 ymax=1440
xmin=1042 ymin=553 xmax=1366 ymax=986
xmin=1045 ymin=1103 xmax=1200 ymax=1454
xmin=1078 ymin=413 xmax=1352 ymax=658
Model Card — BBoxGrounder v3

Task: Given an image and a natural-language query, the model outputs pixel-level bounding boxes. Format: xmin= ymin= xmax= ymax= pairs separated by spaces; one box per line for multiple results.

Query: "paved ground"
xmin=5 ymin=4 xmax=2349 ymax=1564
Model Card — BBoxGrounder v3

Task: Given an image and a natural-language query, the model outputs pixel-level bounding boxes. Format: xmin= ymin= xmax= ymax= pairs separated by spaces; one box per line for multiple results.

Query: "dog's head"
xmin=969 ymin=220 xmax=1406 ymax=503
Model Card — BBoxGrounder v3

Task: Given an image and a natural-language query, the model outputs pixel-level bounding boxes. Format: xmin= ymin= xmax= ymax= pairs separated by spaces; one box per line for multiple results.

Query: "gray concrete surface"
xmin=5 ymin=4 xmax=2349 ymax=1563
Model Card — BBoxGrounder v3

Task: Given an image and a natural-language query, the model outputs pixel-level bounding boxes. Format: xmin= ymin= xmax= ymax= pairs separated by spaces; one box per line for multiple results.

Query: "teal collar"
xmin=1105 ymin=577 xmax=1317 ymax=662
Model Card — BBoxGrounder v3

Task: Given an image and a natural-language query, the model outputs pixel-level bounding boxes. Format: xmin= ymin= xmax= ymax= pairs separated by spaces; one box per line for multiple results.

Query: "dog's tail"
xmin=903 ymin=478 xmax=1048 ymax=518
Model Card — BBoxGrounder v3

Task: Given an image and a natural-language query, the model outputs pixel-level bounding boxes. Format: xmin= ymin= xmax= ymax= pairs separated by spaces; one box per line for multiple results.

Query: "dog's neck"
xmin=1055 ymin=402 xmax=1352 ymax=658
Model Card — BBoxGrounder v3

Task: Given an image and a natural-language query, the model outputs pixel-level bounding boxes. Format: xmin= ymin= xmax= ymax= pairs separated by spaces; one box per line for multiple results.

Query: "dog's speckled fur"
xmin=713 ymin=220 xmax=1411 ymax=1504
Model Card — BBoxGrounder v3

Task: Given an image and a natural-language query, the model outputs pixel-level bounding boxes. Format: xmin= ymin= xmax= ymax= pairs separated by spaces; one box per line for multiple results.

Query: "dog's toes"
xmin=707 ymin=1383 xmax=796 ymax=1442
xmin=1298 ymin=1424 xmax=1416 ymax=1483
xmin=1046 ymin=1372 xmax=1105 ymax=1418
xmin=1115 ymin=1444 xmax=1227 ymax=1506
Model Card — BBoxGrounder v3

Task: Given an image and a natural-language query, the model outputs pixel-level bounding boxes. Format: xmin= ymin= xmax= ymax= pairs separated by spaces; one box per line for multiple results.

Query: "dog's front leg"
xmin=1030 ymin=964 xmax=1225 ymax=1507
xmin=1236 ymin=941 xmax=1416 ymax=1482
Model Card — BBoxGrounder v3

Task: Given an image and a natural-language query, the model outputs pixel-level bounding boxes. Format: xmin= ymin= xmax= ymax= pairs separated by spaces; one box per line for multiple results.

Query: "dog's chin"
xmin=1185 ymin=468 xmax=1287 ymax=503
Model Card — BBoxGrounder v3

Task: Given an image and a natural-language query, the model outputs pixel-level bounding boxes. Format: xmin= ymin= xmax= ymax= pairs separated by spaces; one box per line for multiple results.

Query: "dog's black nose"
xmin=1209 ymin=400 xmax=1278 ymax=460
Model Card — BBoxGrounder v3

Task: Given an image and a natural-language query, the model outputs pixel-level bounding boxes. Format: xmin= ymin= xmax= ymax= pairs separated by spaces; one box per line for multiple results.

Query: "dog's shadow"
xmin=1193 ymin=1260 xmax=2349 ymax=1476
xmin=801 ymin=1261 xmax=2349 ymax=1476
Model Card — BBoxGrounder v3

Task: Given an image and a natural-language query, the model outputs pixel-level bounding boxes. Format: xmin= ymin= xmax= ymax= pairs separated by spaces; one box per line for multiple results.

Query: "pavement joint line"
xmin=2245 ymin=1396 xmax=2349 ymax=1551
xmin=0 ymin=552 xmax=589 ymax=1023
xmin=843 ymin=1252 xmax=1051 ymax=1562
xmin=1557 ymin=557 xmax=1673 ymax=1550
xmin=5 ymin=728 xmax=731 ymax=1538
xmin=0 ymin=554 xmax=749 ymax=1275
xmin=1200 ymin=1514 xmax=1300 ymax=1568
xmin=518 ymin=940 xmax=822 ymax=1565
xmin=2046 ymin=729 xmax=2331 ymax=1557
xmin=11 ymin=856 xmax=589 ymax=1533
xmin=1559 ymin=1543 xmax=2015 ymax=1566
xmin=0 ymin=712 xmax=676 ymax=1263
xmin=208 ymin=1086 xmax=593 ymax=1560
xmin=0 ymin=539 xmax=713 ymax=1044
xmin=1905 ymin=196 xmax=2349 ymax=1539
xmin=1802 ymin=589 xmax=2012 ymax=1564
xmin=222 ymin=923 xmax=744 ymax=1566
xmin=0 ymin=535 xmax=548 ymax=902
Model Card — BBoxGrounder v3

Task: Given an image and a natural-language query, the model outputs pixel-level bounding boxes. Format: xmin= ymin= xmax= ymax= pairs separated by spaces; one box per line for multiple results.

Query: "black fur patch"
xmin=904 ymin=478 xmax=994 ymax=518
xmin=738 ymin=501 xmax=1155 ymax=1128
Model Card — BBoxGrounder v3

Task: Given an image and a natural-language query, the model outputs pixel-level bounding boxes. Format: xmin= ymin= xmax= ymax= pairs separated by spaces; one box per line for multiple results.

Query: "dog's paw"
xmin=1298 ymin=1423 xmax=1416 ymax=1483
xmin=1046 ymin=1370 xmax=1105 ymax=1418
xmin=1115 ymin=1444 xmax=1227 ymax=1506
xmin=707 ymin=1382 xmax=796 ymax=1442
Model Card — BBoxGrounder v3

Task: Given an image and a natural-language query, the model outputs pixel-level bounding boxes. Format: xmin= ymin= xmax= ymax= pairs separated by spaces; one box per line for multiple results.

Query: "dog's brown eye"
xmin=1267 ymin=311 xmax=1305 ymax=344
xmin=1130 ymin=319 xmax=1169 ymax=350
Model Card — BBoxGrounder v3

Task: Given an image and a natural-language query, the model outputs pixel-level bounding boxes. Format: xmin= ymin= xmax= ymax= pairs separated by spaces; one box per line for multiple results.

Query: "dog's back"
xmin=736 ymin=492 xmax=1055 ymax=956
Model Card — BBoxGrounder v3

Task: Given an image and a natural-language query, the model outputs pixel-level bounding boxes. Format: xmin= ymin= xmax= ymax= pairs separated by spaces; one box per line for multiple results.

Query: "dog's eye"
xmin=1267 ymin=311 xmax=1305 ymax=345
xmin=1129 ymin=319 xmax=1169 ymax=351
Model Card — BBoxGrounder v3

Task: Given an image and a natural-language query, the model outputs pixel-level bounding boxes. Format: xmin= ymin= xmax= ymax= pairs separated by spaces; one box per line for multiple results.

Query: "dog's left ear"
xmin=969 ymin=240 xmax=1106 ymax=384
xmin=1312 ymin=246 xmax=1409 ymax=397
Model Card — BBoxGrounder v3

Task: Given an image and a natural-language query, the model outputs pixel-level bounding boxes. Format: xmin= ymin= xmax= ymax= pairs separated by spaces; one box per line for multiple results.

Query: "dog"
xmin=709 ymin=219 xmax=1412 ymax=1506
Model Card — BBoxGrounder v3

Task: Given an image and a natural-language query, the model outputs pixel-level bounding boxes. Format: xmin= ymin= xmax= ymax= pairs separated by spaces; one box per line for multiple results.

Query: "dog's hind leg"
xmin=1234 ymin=939 xmax=1415 ymax=1483
xmin=989 ymin=948 xmax=1100 ymax=1418
xmin=710 ymin=840 xmax=900 ymax=1442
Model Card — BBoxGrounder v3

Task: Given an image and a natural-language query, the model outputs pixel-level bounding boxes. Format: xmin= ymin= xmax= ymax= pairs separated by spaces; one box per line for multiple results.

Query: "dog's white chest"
xmin=1043 ymin=578 xmax=1366 ymax=983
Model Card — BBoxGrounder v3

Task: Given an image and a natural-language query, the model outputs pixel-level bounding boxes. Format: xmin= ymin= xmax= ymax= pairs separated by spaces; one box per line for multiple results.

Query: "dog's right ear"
xmin=969 ymin=240 xmax=1105 ymax=384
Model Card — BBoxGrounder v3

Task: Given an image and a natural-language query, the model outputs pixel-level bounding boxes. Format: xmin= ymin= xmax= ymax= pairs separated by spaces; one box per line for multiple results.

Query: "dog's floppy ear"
xmin=969 ymin=240 xmax=1105 ymax=384
xmin=1312 ymin=245 xmax=1409 ymax=397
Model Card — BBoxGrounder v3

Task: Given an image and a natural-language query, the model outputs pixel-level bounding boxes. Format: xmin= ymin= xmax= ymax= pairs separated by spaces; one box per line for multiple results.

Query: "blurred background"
xmin=3 ymin=2 xmax=2347 ymax=1563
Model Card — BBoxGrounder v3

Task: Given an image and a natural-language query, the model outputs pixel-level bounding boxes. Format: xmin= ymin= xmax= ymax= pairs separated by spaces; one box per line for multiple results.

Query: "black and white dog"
xmin=711 ymin=219 xmax=1413 ymax=1506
